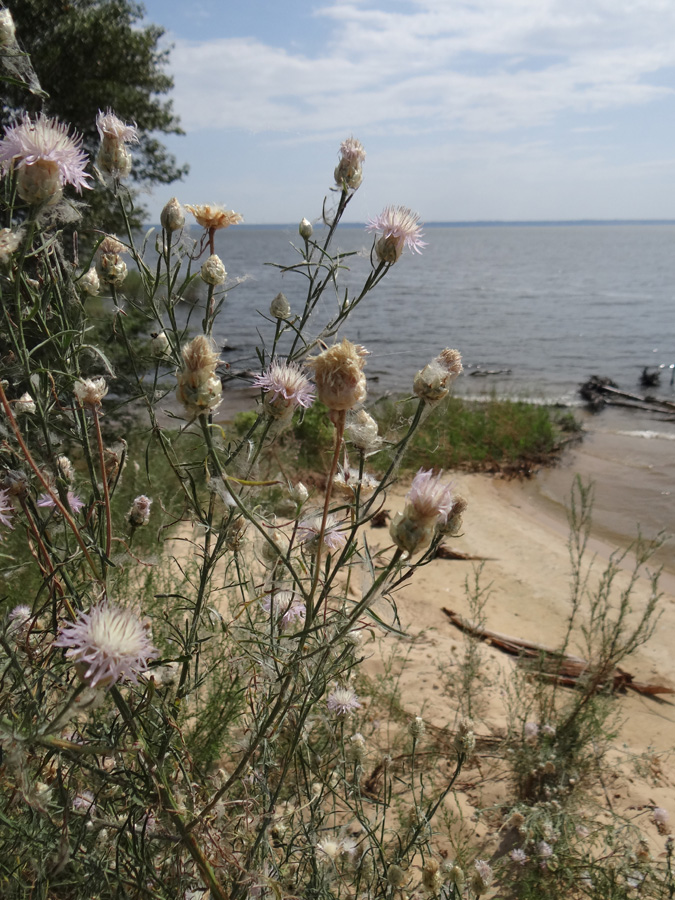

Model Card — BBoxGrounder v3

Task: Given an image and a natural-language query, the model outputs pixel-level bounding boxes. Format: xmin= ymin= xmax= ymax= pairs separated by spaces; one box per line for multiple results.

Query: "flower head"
xmin=15 ymin=392 xmax=36 ymax=415
xmin=161 ymin=197 xmax=185 ymax=232
xmin=6 ymin=604 xmax=31 ymax=640
xmin=0 ymin=227 xmax=23 ymax=265
xmin=54 ymin=601 xmax=157 ymax=689
xmin=200 ymin=253 xmax=227 ymax=285
xmin=269 ymin=292 xmax=291 ymax=319
xmin=128 ymin=495 xmax=152 ymax=528
xmin=262 ymin=591 xmax=306 ymax=631
xmin=327 ymin=686 xmax=361 ymax=716
xmin=38 ymin=491 xmax=84 ymax=514
xmin=334 ymin=137 xmax=366 ymax=190
xmin=186 ymin=204 xmax=243 ymax=231
xmin=0 ymin=487 xmax=14 ymax=532
xmin=367 ymin=205 xmax=426 ymax=264
xmin=306 ymin=338 xmax=368 ymax=412
xmin=345 ymin=408 xmax=381 ymax=453
xmin=298 ymin=513 xmax=347 ymax=553
xmin=406 ymin=469 xmax=453 ymax=525
xmin=79 ymin=266 xmax=100 ymax=296
xmin=653 ymin=807 xmax=670 ymax=831
xmin=73 ymin=376 xmax=108 ymax=408
xmin=253 ymin=359 xmax=315 ymax=421
xmin=413 ymin=348 xmax=463 ymax=404
xmin=96 ymin=110 xmax=138 ymax=178
xmin=471 ymin=860 xmax=493 ymax=895
xmin=0 ymin=114 xmax=90 ymax=205
xmin=176 ymin=335 xmax=222 ymax=416
xmin=510 ymin=848 xmax=527 ymax=865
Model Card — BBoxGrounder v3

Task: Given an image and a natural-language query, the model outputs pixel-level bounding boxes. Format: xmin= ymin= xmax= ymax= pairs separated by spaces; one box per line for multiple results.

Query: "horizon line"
xmin=162 ymin=218 xmax=675 ymax=229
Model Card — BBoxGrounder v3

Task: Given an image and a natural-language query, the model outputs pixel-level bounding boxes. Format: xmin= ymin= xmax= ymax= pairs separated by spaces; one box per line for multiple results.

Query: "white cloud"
xmin=166 ymin=0 xmax=675 ymax=140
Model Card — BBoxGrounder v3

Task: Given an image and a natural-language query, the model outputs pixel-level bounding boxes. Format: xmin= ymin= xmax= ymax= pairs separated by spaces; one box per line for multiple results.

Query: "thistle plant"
xmin=0 ymin=41 xmax=475 ymax=900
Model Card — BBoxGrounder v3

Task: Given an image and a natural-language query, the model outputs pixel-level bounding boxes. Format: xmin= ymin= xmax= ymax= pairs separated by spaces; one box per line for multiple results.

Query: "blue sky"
xmin=139 ymin=0 xmax=675 ymax=224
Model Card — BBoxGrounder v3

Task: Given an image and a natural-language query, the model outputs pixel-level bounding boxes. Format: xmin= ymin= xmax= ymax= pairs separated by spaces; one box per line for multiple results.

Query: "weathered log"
xmin=441 ymin=607 xmax=675 ymax=697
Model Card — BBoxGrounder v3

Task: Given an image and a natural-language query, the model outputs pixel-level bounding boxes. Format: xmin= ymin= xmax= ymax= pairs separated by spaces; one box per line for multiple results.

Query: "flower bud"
xmin=160 ymin=197 xmax=185 ymax=232
xmin=409 ymin=716 xmax=425 ymax=739
xmin=270 ymin=292 xmax=291 ymax=319
xmin=345 ymin=408 xmax=381 ymax=453
xmin=389 ymin=511 xmax=435 ymax=555
xmin=201 ymin=254 xmax=226 ymax=285
xmin=0 ymin=10 xmax=16 ymax=46
xmin=299 ymin=217 xmax=313 ymax=239
xmin=56 ymin=456 xmax=75 ymax=483
xmin=97 ymin=139 xmax=132 ymax=178
xmin=454 ymin=718 xmax=476 ymax=757
xmin=348 ymin=732 xmax=367 ymax=764
xmin=128 ymin=495 xmax=152 ymax=528
xmin=74 ymin=377 xmax=108 ymax=408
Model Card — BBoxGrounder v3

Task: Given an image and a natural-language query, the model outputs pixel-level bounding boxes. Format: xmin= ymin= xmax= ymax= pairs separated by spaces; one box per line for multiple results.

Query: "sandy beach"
xmin=358 ymin=461 xmax=675 ymax=854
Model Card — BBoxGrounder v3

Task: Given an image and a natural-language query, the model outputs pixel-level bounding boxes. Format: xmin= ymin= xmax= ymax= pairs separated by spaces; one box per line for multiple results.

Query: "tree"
xmin=2 ymin=0 xmax=187 ymax=237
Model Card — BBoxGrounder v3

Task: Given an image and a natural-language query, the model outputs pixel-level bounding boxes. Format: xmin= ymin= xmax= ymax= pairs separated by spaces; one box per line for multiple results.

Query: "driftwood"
xmin=441 ymin=607 xmax=675 ymax=698
xmin=433 ymin=545 xmax=492 ymax=561
xmin=580 ymin=375 xmax=675 ymax=416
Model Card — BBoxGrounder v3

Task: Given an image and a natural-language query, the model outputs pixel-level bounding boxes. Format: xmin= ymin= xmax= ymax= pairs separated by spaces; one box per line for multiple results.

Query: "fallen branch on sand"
xmin=441 ymin=607 xmax=675 ymax=697
xmin=580 ymin=375 xmax=675 ymax=416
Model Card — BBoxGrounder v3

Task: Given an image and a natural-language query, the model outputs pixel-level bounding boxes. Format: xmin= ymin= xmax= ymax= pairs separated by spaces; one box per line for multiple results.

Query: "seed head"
xmin=413 ymin=349 xmax=462 ymax=404
xmin=306 ymin=338 xmax=368 ymax=412
xmin=175 ymin=335 xmax=223 ymax=416
xmin=73 ymin=376 xmax=108 ymax=408
xmin=387 ymin=864 xmax=406 ymax=888
xmin=54 ymin=601 xmax=158 ymax=689
xmin=345 ymin=408 xmax=381 ymax=453
xmin=422 ymin=858 xmax=442 ymax=894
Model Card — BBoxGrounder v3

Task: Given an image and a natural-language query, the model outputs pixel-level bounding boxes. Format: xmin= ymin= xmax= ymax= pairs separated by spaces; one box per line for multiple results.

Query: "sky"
xmin=138 ymin=0 xmax=675 ymax=224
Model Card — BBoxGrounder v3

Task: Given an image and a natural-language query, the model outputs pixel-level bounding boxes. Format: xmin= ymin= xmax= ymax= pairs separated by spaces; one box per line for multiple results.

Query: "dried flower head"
xmin=333 ymin=466 xmax=377 ymax=498
xmin=56 ymin=455 xmax=75 ymax=483
xmin=200 ymin=253 xmax=227 ymax=285
xmin=327 ymin=687 xmax=361 ymax=716
xmin=175 ymin=335 xmax=222 ymax=416
xmin=306 ymin=338 xmax=368 ymax=412
xmin=334 ymin=137 xmax=366 ymax=191
xmin=345 ymin=408 xmax=381 ymax=453
xmin=409 ymin=716 xmax=425 ymax=739
xmin=254 ymin=359 xmax=315 ymax=421
xmin=413 ymin=348 xmax=463 ymax=404
xmin=0 ymin=227 xmax=23 ymax=265
xmin=160 ymin=196 xmax=185 ymax=232
xmin=55 ymin=601 xmax=157 ymax=689
xmin=422 ymin=858 xmax=442 ymax=893
xmin=79 ymin=266 xmax=100 ymax=296
xmin=186 ymin=204 xmax=243 ymax=231
xmin=96 ymin=109 xmax=138 ymax=178
xmin=0 ymin=114 xmax=90 ymax=205
xmin=73 ymin=376 xmax=108 ymax=408
xmin=510 ymin=848 xmax=527 ymax=865
xmin=386 ymin=864 xmax=406 ymax=888
xmin=367 ymin=205 xmax=426 ymax=264
xmin=262 ymin=591 xmax=306 ymax=631
xmin=128 ymin=495 xmax=152 ymax=528
xmin=98 ymin=235 xmax=128 ymax=286
xmin=15 ymin=392 xmax=36 ymax=415
xmin=471 ymin=859 xmax=493 ymax=895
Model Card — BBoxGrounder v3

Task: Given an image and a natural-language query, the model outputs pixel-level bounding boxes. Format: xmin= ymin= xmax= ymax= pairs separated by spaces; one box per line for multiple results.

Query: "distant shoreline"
xmin=158 ymin=219 xmax=675 ymax=230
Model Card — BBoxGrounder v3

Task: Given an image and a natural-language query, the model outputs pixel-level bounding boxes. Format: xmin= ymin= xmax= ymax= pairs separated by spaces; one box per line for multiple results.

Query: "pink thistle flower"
xmin=38 ymin=491 xmax=84 ymax=514
xmin=510 ymin=848 xmax=528 ymax=865
xmin=0 ymin=487 xmax=14 ymax=531
xmin=334 ymin=137 xmax=365 ymax=190
xmin=406 ymin=469 xmax=453 ymax=526
xmin=0 ymin=114 xmax=90 ymax=205
xmin=537 ymin=841 xmax=553 ymax=859
xmin=96 ymin=109 xmax=138 ymax=145
xmin=54 ymin=601 xmax=158 ymax=689
xmin=253 ymin=359 xmax=315 ymax=420
xmin=262 ymin=591 xmax=306 ymax=630
xmin=327 ymin=687 xmax=361 ymax=716
xmin=297 ymin=513 xmax=347 ymax=553
xmin=366 ymin=205 xmax=426 ymax=263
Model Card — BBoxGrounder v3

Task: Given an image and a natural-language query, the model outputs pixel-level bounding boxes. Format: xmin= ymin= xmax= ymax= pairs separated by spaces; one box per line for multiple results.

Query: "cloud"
xmin=167 ymin=0 xmax=675 ymax=138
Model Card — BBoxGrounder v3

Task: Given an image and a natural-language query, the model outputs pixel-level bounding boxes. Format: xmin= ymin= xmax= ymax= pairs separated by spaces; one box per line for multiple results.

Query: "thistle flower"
xmin=175 ymin=335 xmax=223 ymax=416
xmin=413 ymin=348 xmax=463 ymax=404
xmin=0 ymin=114 xmax=90 ymax=205
xmin=253 ymin=358 xmax=315 ymax=423
xmin=537 ymin=841 xmax=553 ymax=859
xmin=367 ymin=205 xmax=426 ymax=264
xmin=0 ymin=227 xmax=23 ymax=265
xmin=510 ymin=848 xmax=527 ymax=865
xmin=185 ymin=204 xmax=243 ymax=231
xmin=524 ymin=721 xmax=539 ymax=743
xmin=160 ymin=196 xmax=185 ymax=232
xmin=406 ymin=468 xmax=453 ymax=525
xmin=333 ymin=466 xmax=377 ymax=498
xmin=269 ymin=292 xmax=291 ymax=319
xmin=327 ymin=687 xmax=361 ymax=716
xmin=96 ymin=109 xmax=138 ymax=178
xmin=56 ymin=455 xmax=75 ymax=483
xmin=200 ymin=253 xmax=226 ymax=285
xmin=306 ymin=338 xmax=368 ymax=412
xmin=653 ymin=807 xmax=670 ymax=832
xmin=79 ymin=266 xmax=100 ymax=296
xmin=14 ymin=392 xmax=35 ymax=415
xmin=38 ymin=491 xmax=84 ymax=514
xmin=262 ymin=590 xmax=306 ymax=630
xmin=54 ymin=600 xmax=158 ymax=689
xmin=128 ymin=495 xmax=152 ymax=528
xmin=6 ymin=604 xmax=31 ymax=640
xmin=298 ymin=513 xmax=347 ymax=553
xmin=98 ymin=235 xmax=128 ymax=286
xmin=334 ymin=137 xmax=366 ymax=191
xmin=0 ymin=487 xmax=14 ymax=532
xmin=470 ymin=859 xmax=493 ymax=895
xmin=74 ymin=376 xmax=108 ymax=408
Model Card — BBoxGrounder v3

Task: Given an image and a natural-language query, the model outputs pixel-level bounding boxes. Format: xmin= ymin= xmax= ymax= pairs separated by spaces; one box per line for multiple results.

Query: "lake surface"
xmin=185 ymin=223 xmax=675 ymax=561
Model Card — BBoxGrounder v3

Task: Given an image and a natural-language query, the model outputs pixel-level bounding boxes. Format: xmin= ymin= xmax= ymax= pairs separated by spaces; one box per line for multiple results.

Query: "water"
xmin=193 ymin=223 xmax=675 ymax=561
